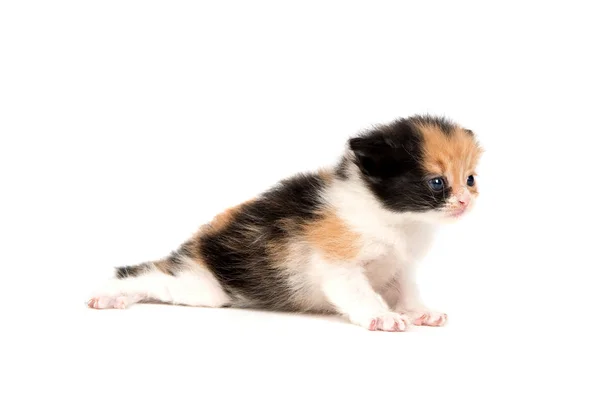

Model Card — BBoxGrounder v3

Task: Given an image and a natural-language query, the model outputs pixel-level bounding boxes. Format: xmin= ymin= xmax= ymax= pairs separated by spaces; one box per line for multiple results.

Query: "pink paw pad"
xmin=87 ymin=296 xmax=131 ymax=310
xmin=412 ymin=312 xmax=448 ymax=327
xmin=367 ymin=312 xmax=409 ymax=332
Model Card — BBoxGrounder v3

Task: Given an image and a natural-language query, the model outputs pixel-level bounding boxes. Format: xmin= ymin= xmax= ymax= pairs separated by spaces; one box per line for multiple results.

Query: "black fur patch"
xmin=349 ymin=116 xmax=452 ymax=212
xmin=195 ymin=173 xmax=328 ymax=310
xmin=115 ymin=264 xmax=147 ymax=279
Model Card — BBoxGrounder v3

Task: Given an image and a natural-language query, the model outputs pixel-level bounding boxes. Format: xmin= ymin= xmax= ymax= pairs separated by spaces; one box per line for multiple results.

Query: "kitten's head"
xmin=348 ymin=115 xmax=483 ymax=223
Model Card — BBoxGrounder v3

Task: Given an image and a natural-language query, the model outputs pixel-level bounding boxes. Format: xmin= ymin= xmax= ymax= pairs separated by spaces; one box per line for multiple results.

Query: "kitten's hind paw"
xmin=87 ymin=295 xmax=134 ymax=310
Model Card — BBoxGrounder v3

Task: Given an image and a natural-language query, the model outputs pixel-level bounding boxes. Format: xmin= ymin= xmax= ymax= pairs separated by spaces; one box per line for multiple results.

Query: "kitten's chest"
xmin=363 ymin=252 xmax=399 ymax=289
xmin=362 ymin=221 xmax=436 ymax=287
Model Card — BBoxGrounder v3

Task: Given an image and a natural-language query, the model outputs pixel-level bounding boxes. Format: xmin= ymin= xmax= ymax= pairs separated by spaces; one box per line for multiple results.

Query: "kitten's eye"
xmin=466 ymin=175 xmax=475 ymax=187
xmin=428 ymin=177 xmax=445 ymax=191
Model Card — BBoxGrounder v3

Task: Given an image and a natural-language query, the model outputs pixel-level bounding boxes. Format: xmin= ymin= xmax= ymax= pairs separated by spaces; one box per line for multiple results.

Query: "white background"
xmin=1 ymin=1 xmax=599 ymax=399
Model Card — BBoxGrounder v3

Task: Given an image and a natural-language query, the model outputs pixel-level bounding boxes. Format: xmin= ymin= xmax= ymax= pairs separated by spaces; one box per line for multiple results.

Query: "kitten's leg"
xmin=388 ymin=266 xmax=447 ymax=327
xmin=320 ymin=263 xmax=410 ymax=332
xmin=87 ymin=257 xmax=230 ymax=309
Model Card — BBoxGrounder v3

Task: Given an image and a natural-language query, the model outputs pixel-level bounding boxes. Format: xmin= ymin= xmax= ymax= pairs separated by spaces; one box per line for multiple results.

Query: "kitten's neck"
xmin=324 ymin=162 xmax=430 ymax=238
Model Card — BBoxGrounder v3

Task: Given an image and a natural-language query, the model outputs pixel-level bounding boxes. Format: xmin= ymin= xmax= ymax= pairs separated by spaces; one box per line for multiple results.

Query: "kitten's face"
xmin=349 ymin=115 xmax=483 ymax=223
xmin=417 ymin=121 xmax=482 ymax=223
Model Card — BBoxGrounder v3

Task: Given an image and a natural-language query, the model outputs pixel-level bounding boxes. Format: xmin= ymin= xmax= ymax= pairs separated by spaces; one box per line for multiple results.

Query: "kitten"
xmin=87 ymin=114 xmax=483 ymax=332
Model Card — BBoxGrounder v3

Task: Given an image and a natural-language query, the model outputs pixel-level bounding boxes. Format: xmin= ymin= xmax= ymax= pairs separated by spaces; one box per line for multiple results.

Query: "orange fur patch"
xmin=209 ymin=198 xmax=255 ymax=232
xmin=416 ymin=122 xmax=483 ymax=195
xmin=304 ymin=210 xmax=360 ymax=261
xmin=318 ymin=168 xmax=334 ymax=184
xmin=153 ymin=259 xmax=175 ymax=274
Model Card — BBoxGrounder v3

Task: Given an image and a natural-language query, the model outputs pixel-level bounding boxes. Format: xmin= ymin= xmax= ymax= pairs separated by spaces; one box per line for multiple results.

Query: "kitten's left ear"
xmin=349 ymin=135 xmax=390 ymax=177
xmin=349 ymin=132 xmax=415 ymax=179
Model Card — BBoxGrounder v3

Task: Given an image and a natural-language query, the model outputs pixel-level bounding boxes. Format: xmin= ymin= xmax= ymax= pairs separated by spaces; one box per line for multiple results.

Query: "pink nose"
xmin=457 ymin=192 xmax=470 ymax=207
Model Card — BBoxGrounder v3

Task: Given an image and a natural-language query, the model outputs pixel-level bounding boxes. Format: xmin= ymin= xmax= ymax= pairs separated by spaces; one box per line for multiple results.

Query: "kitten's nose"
xmin=456 ymin=190 xmax=471 ymax=207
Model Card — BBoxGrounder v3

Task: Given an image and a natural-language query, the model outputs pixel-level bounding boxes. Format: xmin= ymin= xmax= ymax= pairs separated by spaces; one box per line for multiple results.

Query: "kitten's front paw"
xmin=353 ymin=312 xmax=410 ymax=332
xmin=406 ymin=309 xmax=448 ymax=327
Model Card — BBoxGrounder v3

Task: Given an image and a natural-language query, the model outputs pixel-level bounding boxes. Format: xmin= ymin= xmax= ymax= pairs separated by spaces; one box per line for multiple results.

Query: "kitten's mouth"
xmin=448 ymin=208 xmax=467 ymax=218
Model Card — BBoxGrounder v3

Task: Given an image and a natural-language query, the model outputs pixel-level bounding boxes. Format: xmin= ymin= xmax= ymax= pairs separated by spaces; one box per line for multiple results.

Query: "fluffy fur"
xmin=87 ymin=114 xmax=483 ymax=332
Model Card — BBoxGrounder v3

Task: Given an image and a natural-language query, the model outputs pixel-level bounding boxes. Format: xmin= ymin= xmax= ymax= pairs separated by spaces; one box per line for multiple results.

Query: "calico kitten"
xmin=87 ymin=114 xmax=483 ymax=332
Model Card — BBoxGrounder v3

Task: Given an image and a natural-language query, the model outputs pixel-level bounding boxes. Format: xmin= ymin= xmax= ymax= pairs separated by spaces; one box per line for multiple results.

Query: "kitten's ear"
xmin=348 ymin=135 xmax=396 ymax=177
xmin=349 ymin=130 xmax=416 ymax=178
